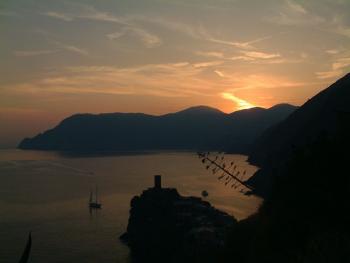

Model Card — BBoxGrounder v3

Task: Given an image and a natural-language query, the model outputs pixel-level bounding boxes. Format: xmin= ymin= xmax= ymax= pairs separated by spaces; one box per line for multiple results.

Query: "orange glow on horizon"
xmin=221 ymin=92 xmax=256 ymax=110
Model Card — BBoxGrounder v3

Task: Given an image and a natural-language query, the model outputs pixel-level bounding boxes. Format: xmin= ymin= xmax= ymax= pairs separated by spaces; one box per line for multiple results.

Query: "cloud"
xmin=14 ymin=50 xmax=58 ymax=57
xmin=214 ymin=70 xmax=225 ymax=78
xmin=207 ymin=36 xmax=271 ymax=49
xmin=107 ymin=27 xmax=162 ymax=48
xmin=44 ymin=5 xmax=162 ymax=48
xmin=241 ymin=51 xmax=281 ymax=59
xmin=75 ymin=5 xmax=128 ymax=25
xmin=315 ymin=70 xmax=343 ymax=79
xmin=42 ymin=12 xmax=73 ymax=22
xmin=218 ymin=73 xmax=314 ymax=92
xmin=196 ymin=51 xmax=224 ymax=58
xmin=229 ymin=56 xmax=255 ymax=62
xmin=326 ymin=49 xmax=341 ymax=55
xmin=129 ymin=15 xmax=271 ymax=50
xmin=196 ymin=48 xmax=284 ymax=65
xmin=335 ymin=25 xmax=350 ymax=38
xmin=333 ymin=57 xmax=350 ymax=70
xmin=62 ymin=45 xmax=89 ymax=56
xmin=221 ymin=92 xmax=255 ymax=110
xmin=286 ymin=0 xmax=307 ymax=14
xmin=11 ymin=62 xmax=227 ymax=99
xmin=128 ymin=28 xmax=162 ymax=47
xmin=316 ymin=56 xmax=350 ymax=79
xmin=49 ymin=40 xmax=89 ymax=56
xmin=14 ymin=39 xmax=89 ymax=57
xmin=193 ymin=61 xmax=224 ymax=68
xmin=106 ymin=31 xmax=126 ymax=40
xmin=197 ymin=48 xmax=301 ymax=66
xmin=331 ymin=16 xmax=350 ymax=38
xmin=264 ymin=0 xmax=324 ymax=26
xmin=42 ymin=5 xmax=128 ymax=25
xmin=224 ymin=51 xmax=282 ymax=63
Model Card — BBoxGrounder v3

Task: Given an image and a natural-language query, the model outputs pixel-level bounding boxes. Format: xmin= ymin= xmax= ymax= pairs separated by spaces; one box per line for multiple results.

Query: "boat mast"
xmin=95 ymin=185 xmax=98 ymax=203
xmin=89 ymin=189 xmax=93 ymax=203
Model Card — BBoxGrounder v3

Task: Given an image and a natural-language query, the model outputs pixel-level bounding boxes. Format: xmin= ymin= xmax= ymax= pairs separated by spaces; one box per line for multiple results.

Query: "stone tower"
xmin=154 ymin=175 xmax=162 ymax=189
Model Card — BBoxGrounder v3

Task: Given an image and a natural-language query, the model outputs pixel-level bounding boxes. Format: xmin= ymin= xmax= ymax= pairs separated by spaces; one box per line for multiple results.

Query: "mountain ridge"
xmin=18 ymin=104 xmax=297 ymax=152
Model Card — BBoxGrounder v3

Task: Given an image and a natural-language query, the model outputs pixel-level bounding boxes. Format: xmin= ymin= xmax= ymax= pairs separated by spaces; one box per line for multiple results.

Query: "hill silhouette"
xmin=18 ymin=104 xmax=296 ymax=152
xmin=221 ymin=108 xmax=350 ymax=263
xmin=221 ymin=74 xmax=350 ymax=263
xmin=248 ymin=73 xmax=350 ymax=196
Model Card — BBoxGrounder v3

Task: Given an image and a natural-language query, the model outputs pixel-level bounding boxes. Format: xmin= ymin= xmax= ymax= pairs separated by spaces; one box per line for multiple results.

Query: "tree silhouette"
xmin=198 ymin=152 xmax=254 ymax=194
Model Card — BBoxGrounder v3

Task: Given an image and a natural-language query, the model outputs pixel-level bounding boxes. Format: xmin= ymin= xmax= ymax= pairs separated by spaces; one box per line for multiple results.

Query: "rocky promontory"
xmin=120 ymin=175 xmax=237 ymax=262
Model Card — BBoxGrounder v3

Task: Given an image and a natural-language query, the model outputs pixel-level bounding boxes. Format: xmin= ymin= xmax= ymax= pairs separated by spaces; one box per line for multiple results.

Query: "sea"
xmin=0 ymin=149 xmax=261 ymax=263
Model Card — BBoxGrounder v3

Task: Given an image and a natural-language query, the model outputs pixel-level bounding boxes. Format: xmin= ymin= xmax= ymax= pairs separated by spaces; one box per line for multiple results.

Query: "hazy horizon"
xmin=1 ymin=0 xmax=350 ymax=147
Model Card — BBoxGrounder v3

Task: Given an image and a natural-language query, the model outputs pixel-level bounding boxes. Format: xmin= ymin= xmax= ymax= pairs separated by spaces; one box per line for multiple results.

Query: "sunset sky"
xmin=0 ymin=0 xmax=350 ymax=147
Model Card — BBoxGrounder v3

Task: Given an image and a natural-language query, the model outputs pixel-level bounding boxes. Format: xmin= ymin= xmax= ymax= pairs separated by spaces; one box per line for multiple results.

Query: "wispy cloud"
xmin=207 ymin=36 xmax=271 ymax=49
xmin=229 ymin=56 xmax=255 ymax=62
xmin=195 ymin=51 xmax=224 ymax=58
xmin=265 ymin=0 xmax=324 ymax=26
xmin=49 ymin=40 xmax=89 ymax=56
xmin=197 ymin=48 xmax=301 ymax=66
xmin=75 ymin=5 xmax=128 ymax=24
xmin=193 ymin=61 xmax=224 ymax=68
xmin=42 ymin=5 xmax=127 ymax=25
xmin=333 ymin=57 xmax=350 ymax=70
xmin=218 ymin=73 xmax=315 ymax=92
xmin=241 ymin=51 xmax=281 ymax=59
xmin=62 ymin=45 xmax=89 ymax=56
xmin=42 ymin=12 xmax=73 ymax=22
xmin=43 ymin=5 xmax=162 ymax=48
xmin=221 ymin=92 xmax=255 ymax=110
xmin=107 ymin=27 xmax=162 ymax=48
xmin=315 ymin=70 xmax=344 ymax=79
xmin=331 ymin=15 xmax=350 ymax=38
xmin=129 ymin=15 xmax=271 ymax=50
xmin=214 ymin=70 xmax=225 ymax=78
xmin=326 ymin=49 xmax=341 ymax=55
xmin=286 ymin=0 xmax=307 ymax=14
xmin=14 ymin=50 xmax=58 ymax=57
xmin=11 ymin=61 xmax=227 ymax=99
xmin=316 ymin=56 xmax=350 ymax=79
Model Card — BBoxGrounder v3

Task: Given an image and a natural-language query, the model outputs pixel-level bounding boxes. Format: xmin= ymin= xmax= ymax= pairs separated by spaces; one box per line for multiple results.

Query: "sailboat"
xmin=89 ymin=186 xmax=102 ymax=209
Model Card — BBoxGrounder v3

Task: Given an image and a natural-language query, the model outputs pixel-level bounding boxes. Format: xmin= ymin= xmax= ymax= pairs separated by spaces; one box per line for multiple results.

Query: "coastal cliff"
xmin=120 ymin=176 xmax=237 ymax=262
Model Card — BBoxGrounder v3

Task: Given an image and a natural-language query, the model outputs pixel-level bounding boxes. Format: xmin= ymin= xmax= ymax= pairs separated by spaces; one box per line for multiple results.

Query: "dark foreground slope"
xmin=222 ymin=107 xmax=350 ymax=263
xmin=247 ymin=73 xmax=350 ymax=195
xmin=18 ymin=104 xmax=296 ymax=153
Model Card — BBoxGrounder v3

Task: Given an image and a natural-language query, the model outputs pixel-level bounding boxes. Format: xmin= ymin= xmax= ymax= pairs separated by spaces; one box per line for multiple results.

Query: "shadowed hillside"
xmin=221 ymin=108 xmax=350 ymax=263
xmin=248 ymin=73 xmax=350 ymax=196
xmin=18 ymin=104 xmax=296 ymax=153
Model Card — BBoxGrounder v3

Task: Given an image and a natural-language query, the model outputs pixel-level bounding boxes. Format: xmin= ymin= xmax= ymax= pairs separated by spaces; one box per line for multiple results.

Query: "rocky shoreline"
xmin=120 ymin=176 xmax=237 ymax=262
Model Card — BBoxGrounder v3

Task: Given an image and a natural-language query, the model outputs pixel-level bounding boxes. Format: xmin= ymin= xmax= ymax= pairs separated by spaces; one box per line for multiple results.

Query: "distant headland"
xmin=18 ymin=104 xmax=296 ymax=153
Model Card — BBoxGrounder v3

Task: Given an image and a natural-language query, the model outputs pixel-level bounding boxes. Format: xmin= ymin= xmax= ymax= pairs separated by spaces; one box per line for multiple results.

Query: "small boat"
xmin=89 ymin=186 xmax=102 ymax=209
xmin=201 ymin=190 xmax=209 ymax=197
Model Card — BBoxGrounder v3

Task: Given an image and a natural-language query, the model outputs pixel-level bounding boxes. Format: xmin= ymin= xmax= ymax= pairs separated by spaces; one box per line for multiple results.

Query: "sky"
xmin=0 ymin=0 xmax=350 ymax=148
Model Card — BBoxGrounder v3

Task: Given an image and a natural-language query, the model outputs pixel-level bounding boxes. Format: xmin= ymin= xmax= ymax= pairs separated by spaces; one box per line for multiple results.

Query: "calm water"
xmin=0 ymin=149 xmax=261 ymax=263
